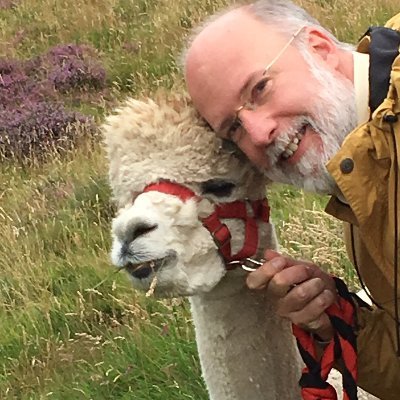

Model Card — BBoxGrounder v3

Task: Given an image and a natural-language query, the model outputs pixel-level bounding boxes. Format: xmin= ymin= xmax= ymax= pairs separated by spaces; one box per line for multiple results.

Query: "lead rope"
xmin=293 ymin=277 xmax=358 ymax=400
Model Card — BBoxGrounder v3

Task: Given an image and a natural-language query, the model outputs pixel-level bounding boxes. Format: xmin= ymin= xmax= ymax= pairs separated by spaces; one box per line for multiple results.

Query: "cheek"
xmin=275 ymin=72 xmax=317 ymax=111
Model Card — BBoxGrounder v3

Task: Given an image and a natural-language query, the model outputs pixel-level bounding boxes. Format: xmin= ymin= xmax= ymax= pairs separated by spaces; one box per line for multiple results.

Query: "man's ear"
xmin=304 ymin=27 xmax=340 ymax=71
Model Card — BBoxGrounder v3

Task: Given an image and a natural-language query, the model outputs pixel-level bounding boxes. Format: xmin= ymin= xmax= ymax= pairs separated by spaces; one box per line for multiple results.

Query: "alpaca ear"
xmin=130 ymin=189 xmax=139 ymax=202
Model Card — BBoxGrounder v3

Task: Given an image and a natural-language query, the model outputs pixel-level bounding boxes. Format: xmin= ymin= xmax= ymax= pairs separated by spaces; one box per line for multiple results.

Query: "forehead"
xmin=186 ymin=9 xmax=291 ymax=126
xmin=192 ymin=9 xmax=287 ymax=60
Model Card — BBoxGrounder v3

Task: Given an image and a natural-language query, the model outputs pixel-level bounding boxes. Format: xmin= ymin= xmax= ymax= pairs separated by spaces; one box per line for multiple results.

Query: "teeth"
xmin=285 ymin=149 xmax=294 ymax=156
xmin=287 ymin=142 xmax=298 ymax=152
xmin=281 ymin=127 xmax=305 ymax=160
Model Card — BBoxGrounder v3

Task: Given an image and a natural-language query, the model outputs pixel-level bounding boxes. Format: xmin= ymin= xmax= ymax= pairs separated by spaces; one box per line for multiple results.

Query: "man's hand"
xmin=246 ymin=250 xmax=337 ymax=341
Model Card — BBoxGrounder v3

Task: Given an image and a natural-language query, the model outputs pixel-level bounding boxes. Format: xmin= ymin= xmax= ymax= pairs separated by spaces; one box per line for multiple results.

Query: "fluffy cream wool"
xmin=102 ymin=93 xmax=266 ymax=208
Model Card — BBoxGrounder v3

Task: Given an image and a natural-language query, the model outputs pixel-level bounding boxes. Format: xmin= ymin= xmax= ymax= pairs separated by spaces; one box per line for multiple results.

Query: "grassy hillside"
xmin=0 ymin=0 xmax=398 ymax=399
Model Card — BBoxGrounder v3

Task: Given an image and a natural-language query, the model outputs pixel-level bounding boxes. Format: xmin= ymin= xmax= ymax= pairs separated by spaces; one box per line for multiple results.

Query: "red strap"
xmin=201 ymin=199 xmax=270 ymax=262
xmin=201 ymin=212 xmax=232 ymax=262
xmin=251 ymin=199 xmax=270 ymax=222
xmin=231 ymin=217 xmax=258 ymax=261
xmin=143 ymin=181 xmax=197 ymax=202
xmin=293 ymin=277 xmax=358 ymax=400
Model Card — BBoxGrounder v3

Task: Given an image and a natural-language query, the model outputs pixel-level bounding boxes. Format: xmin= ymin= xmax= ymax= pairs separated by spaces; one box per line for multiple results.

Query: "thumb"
xmin=264 ymin=249 xmax=282 ymax=260
xmin=264 ymin=249 xmax=311 ymax=268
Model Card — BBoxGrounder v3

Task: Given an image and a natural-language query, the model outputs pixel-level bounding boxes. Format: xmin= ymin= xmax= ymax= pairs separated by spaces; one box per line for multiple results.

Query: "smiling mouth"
xmin=280 ymin=124 xmax=307 ymax=160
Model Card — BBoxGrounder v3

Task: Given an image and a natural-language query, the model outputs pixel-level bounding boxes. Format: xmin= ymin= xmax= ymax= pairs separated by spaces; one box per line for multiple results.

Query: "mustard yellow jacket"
xmin=325 ymin=14 xmax=400 ymax=400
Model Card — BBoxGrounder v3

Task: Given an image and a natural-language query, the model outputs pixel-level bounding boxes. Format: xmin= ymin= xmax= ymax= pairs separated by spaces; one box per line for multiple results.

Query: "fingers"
xmin=277 ymin=277 xmax=326 ymax=314
xmin=247 ymin=257 xmax=314 ymax=296
xmin=264 ymin=249 xmax=281 ymax=261
xmin=292 ymin=304 xmax=335 ymax=341
xmin=280 ymin=282 xmax=336 ymax=341
xmin=299 ymin=313 xmax=334 ymax=341
xmin=268 ymin=265 xmax=313 ymax=296
xmin=279 ymin=287 xmax=335 ymax=323
xmin=246 ymin=251 xmax=337 ymax=341
xmin=246 ymin=256 xmax=287 ymax=290
xmin=279 ymin=285 xmax=336 ymax=341
xmin=264 ymin=249 xmax=315 ymax=268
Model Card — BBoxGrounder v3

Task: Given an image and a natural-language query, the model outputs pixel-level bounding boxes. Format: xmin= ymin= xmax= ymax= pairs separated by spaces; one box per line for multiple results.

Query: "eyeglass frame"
xmin=221 ymin=25 xmax=306 ymax=142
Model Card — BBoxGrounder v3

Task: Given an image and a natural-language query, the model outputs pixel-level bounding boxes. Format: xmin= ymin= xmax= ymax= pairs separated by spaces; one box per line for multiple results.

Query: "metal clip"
xmin=226 ymin=258 xmax=265 ymax=272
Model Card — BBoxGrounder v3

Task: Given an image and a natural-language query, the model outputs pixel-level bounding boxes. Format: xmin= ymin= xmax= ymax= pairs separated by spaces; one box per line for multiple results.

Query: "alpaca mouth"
xmin=123 ymin=253 xmax=175 ymax=279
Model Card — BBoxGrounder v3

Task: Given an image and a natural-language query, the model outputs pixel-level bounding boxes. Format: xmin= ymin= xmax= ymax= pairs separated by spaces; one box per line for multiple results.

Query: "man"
xmin=183 ymin=0 xmax=400 ymax=398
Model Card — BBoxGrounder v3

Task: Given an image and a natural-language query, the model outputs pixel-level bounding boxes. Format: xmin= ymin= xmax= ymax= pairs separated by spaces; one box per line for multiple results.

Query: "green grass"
xmin=0 ymin=0 xmax=398 ymax=398
xmin=0 ymin=148 xmax=208 ymax=399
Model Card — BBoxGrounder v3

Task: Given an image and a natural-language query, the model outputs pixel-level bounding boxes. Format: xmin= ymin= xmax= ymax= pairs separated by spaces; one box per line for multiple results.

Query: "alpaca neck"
xmin=189 ymin=271 xmax=302 ymax=400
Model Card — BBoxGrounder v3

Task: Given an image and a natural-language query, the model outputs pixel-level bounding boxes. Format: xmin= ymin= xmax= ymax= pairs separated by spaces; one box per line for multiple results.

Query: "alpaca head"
xmin=103 ymin=93 xmax=271 ymax=297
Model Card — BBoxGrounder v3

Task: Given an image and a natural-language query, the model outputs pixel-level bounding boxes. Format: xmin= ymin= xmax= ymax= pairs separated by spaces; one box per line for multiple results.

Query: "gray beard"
xmin=263 ymin=48 xmax=358 ymax=195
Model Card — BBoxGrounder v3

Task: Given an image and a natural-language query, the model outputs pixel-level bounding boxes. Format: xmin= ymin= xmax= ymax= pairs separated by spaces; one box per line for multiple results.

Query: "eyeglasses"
xmin=223 ymin=26 xmax=305 ymax=144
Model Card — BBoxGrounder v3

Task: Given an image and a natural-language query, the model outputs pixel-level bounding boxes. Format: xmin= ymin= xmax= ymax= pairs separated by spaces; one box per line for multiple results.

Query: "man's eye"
xmin=251 ymin=78 xmax=269 ymax=101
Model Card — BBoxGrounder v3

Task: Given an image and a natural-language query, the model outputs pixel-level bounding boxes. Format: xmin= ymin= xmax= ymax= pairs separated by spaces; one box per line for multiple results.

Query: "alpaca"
xmin=102 ymin=94 xmax=376 ymax=400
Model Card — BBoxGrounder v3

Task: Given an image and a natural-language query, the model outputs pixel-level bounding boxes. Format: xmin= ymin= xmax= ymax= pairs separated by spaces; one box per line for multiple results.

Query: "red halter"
xmin=143 ymin=180 xmax=270 ymax=267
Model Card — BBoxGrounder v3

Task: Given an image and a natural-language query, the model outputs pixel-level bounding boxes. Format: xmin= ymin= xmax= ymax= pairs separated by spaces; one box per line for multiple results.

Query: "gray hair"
xmin=249 ymin=0 xmax=352 ymax=50
xmin=179 ymin=0 xmax=352 ymax=71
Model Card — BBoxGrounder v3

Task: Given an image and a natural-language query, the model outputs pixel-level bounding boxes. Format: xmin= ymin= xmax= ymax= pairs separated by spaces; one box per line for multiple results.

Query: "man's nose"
xmin=239 ymin=108 xmax=277 ymax=146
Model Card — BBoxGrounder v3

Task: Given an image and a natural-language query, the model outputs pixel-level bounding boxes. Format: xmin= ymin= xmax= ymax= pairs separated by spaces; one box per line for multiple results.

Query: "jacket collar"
xmin=353 ymin=51 xmax=370 ymax=125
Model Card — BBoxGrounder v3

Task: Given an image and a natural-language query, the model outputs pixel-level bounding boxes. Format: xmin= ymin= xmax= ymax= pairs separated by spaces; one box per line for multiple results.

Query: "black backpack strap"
xmin=364 ymin=26 xmax=400 ymax=113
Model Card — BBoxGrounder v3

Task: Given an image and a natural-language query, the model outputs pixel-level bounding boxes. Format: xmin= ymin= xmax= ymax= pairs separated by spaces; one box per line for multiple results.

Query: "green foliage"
xmin=0 ymin=146 xmax=208 ymax=399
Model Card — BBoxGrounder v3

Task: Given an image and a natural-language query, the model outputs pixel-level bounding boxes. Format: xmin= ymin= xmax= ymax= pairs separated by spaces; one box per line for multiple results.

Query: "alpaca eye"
xmin=220 ymin=139 xmax=248 ymax=161
xmin=201 ymin=179 xmax=236 ymax=198
xmin=130 ymin=223 xmax=157 ymax=242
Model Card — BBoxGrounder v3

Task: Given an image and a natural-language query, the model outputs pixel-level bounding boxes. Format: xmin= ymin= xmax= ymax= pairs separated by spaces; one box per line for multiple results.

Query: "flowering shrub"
xmin=42 ymin=44 xmax=106 ymax=92
xmin=0 ymin=0 xmax=18 ymax=10
xmin=0 ymin=101 xmax=95 ymax=160
xmin=0 ymin=58 xmax=51 ymax=109
xmin=0 ymin=44 xmax=105 ymax=162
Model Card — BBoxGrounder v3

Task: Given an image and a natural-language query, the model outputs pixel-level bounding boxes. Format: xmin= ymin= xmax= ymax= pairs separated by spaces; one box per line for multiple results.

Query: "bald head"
xmin=184 ymin=7 xmax=292 ymax=128
xmin=186 ymin=6 xmax=253 ymax=77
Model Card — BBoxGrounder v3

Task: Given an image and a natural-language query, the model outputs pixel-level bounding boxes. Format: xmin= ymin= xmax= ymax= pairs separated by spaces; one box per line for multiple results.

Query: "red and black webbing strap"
xmin=293 ymin=277 xmax=358 ymax=400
